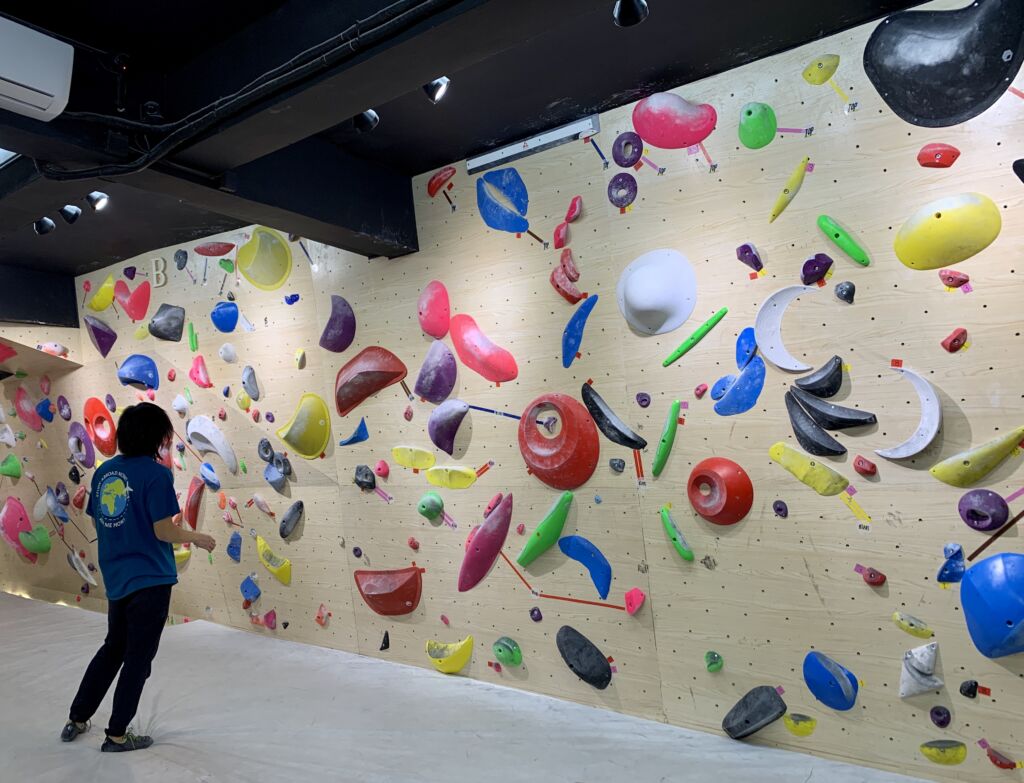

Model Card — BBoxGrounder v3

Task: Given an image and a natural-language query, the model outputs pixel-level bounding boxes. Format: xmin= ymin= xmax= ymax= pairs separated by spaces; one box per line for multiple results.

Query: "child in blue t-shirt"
xmin=61 ymin=403 xmax=216 ymax=752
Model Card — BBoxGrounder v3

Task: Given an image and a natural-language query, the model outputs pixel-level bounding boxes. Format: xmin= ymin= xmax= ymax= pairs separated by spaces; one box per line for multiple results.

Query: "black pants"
xmin=69 ymin=583 xmax=172 ymax=737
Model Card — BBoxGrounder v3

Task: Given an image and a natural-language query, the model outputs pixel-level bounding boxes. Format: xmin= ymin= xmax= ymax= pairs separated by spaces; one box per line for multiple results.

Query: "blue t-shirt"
xmin=87 ymin=455 xmax=181 ymax=600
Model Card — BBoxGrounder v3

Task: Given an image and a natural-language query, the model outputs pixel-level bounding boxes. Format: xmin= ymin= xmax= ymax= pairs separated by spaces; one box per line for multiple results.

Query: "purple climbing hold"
xmin=56 ymin=395 xmax=72 ymax=421
xmin=352 ymin=546 xmax=363 ymax=559
xmin=83 ymin=315 xmax=118 ymax=358
xmin=958 ymin=489 xmax=1009 ymax=532
xmin=428 ymin=399 xmax=469 ymax=456
xmin=104 ymin=394 xmax=116 ymax=412
xmin=318 ymin=294 xmax=356 ymax=353
xmin=801 ymin=253 xmax=833 ymax=286
xmin=930 ymin=705 xmax=951 ymax=728
xmin=773 ymin=500 xmax=789 ymax=518
xmin=414 ymin=340 xmax=457 ymax=403
xmin=265 ymin=412 xmax=275 ymax=423
xmin=607 ymin=172 xmax=638 ymax=209
xmin=529 ymin=606 xmax=543 ymax=622
xmin=123 ymin=266 xmax=137 ymax=280
xmin=736 ymin=243 xmax=763 ymax=272
xmin=284 ymin=293 xmax=300 ymax=305
xmin=612 ymin=131 xmax=643 ymax=167
xmin=636 ymin=392 xmax=651 ymax=408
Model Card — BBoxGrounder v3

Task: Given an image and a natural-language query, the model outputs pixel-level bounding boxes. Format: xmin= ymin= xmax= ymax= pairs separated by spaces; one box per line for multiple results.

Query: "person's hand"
xmin=192 ymin=533 xmax=216 ymax=552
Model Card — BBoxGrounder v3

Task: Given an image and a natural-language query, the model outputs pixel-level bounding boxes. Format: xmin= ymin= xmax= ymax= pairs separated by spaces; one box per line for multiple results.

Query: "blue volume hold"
xmin=562 ymin=295 xmax=599 ymax=368
xmin=210 ymin=301 xmax=240 ymax=333
xmin=961 ymin=552 xmax=1024 ymax=658
xmin=558 ymin=534 xmax=612 ymax=600
xmin=803 ymin=651 xmax=858 ymax=711
xmin=476 ymin=168 xmax=530 ymax=233
xmin=714 ymin=356 xmax=766 ymax=416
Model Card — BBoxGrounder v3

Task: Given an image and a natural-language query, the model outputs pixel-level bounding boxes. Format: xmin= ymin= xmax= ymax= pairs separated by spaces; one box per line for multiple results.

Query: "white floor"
xmin=0 ymin=591 xmax=924 ymax=783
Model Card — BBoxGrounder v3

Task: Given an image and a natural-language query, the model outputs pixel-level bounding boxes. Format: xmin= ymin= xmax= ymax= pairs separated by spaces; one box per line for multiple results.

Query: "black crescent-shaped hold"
xmin=722 ymin=685 xmax=787 ymax=740
xmin=1014 ymin=159 xmax=1024 ymax=184
xmin=581 ymin=384 xmax=648 ymax=451
xmin=794 ymin=355 xmax=844 ymax=398
xmin=785 ymin=391 xmax=846 ymax=457
xmin=556 ymin=625 xmax=612 ymax=690
xmin=789 ymin=386 xmax=878 ymax=430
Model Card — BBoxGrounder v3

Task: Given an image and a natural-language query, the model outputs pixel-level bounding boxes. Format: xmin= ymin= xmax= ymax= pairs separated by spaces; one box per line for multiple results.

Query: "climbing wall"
xmin=2 ymin=1 xmax=1023 ymax=778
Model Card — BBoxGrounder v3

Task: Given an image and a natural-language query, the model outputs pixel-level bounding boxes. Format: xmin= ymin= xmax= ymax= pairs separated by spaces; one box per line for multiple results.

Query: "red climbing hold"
xmin=353 ymin=564 xmax=425 ymax=616
xmin=565 ymin=196 xmax=583 ymax=223
xmin=167 ymin=368 xmax=176 ymax=382
xmin=687 ymin=457 xmax=754 ymax=526
xmin=83 ymin=396 xmax=117 ymax=457
xmin=408 ymin=536 xmax=420 ymax=551
xmin=334 ymin=346 xmax=408 ymax=416
xmin=560 ymin=248 xmax=580 ymax=282
xmin=553 ymin=222 xmax=569 ymax=250
xmin=941 ymin=327 xmax=967 ymax=353
xmin=694 ymin=383 xmax=708 ymax=399
xmin=862 ymin=567 xmax=886 ymax=587
xmin=113 ymin=280 xmax=152 ymax=321
xmin=916 ymin=143 xmax=960 ymax=169
xmin=518 ymin=393 xmax=599 ymax=490
xmin=449 ymin=314 xmax=518 ymax=383
xmin=194 ymin=242 xmax=236 ymax=257
xmin=550 ymin=265 xmax=585 ymax=304
xmin=853 ymin=455 xmax=877 ymax=476
xmin=417 ymin=280 xmax=451 ymax=339
xmin=184 ymin=476 xmax=204 ymax=530
xmin=938 ymin=269 xmax=969 ymax=288
xmin=427 ymin=166 xmax=456 ymax=198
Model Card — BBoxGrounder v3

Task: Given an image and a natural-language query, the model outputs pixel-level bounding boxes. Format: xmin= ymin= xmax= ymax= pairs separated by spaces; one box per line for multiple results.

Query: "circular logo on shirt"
xmin=97 ymin=472 xmax=131 ymax=526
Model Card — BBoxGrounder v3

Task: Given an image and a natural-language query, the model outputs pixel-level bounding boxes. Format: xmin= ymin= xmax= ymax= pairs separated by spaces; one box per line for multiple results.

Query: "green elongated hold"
xmin=517 ymin=490 xmax=573 ymax=566
xmin=188 ymin=321 xmax=198 ymax=351
xmin=817 ymin=215 xmax=870 ymax=266
xmin=662 ymin=307 xmax=728 ymax=367
xmin=652 ymin=400 xmax=681 ymax=477
xmin=660 ymin=504 xmax=694 ymax=561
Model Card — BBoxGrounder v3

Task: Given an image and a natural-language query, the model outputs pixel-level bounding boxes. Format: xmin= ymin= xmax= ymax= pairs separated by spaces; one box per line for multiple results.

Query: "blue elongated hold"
xmin=936 ymin=542 xmax=965 ymax=584
xmin=240 ymin=575 xmax=261 ymax=602
xmin=200 ymin=461 xmax=221 ymax=491
xmin=476 ymin=168 xmax=530 ymax=233
xmin=803 ymin=651 xmax=859 ymax=711
xmin=36 ymin=398 xmax=54 ymax=422
xmin=210 ymin=301 xmax=239 ymax=333
xmin=558 ymin=534 xmax=612 ymax=599
xmin=735 ymin=327 xmax=757 ymax=370
xmin=227 ymin=531 xmax=242 ymax=562
xmin=711 ymin=375 xmax=736 ymax=400
xmin=715 ymin=357 xmax=766 ymax=416
xmin=562 ymin=295 xmax=599 ymax=368
xmin=338 ymin=417 xmax=369 ymax=446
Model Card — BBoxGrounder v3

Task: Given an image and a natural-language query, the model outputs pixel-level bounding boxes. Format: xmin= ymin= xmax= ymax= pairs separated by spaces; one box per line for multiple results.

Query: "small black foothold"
xmin=609 ymin=458 xmax=626 ymax=473
xmin=959 ymin=679 xmax=978 ymax=699
xmin=68 ymin=465 xmax=81 ymax=484
xmin=354 ymin=464 xmax=376 ymax=490
xmin=227 ymin=290 xmax=236 ymax=302
xmin=380 ymin=630 xmax=390 ymax=651
xmin=282 ymin=621 xmax=289 ymax=630
xmin=835 ymin=281 xmax=855 ymax=304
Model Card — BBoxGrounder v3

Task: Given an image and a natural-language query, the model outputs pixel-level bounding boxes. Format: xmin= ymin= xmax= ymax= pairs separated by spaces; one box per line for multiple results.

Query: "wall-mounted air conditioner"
xmin=0 ymin=16 xmax=73 ymax=122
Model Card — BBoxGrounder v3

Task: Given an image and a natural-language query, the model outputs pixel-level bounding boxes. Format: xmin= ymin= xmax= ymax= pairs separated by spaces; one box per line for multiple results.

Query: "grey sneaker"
xmin=61 ymin=720 xmax=89 ymax=742
xmin=101 ymin=730 xmax=153 ymax=753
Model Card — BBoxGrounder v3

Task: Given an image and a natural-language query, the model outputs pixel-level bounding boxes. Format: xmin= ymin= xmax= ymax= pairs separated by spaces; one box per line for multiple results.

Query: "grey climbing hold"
xmin=609 ymin=458 xmax=626 ymax=473
xmin=899 ymin=642 xmax=944 ymax=698
xmin=354 ymin=465 xmax=376 ymax=490
xmin=148 ymin=303 xmax=186 ymax=342
xmin=264 ymin=463 xmax=286 ymax=492
xmin=722 ymin=685 xmax=787 ymax=740
xmin=174 ymin=249 xmax=188 ymax=270
xmin=794 ymin=355 xmax=844 ymax=398
xmin=279 ymin=500 xmax=304 ymax=539
xmin=242 ymin=366 xmax=260 ymax=401
xmin=257 ymin=438 xmax=274 ymax=463
xmin=788 ymin=385 xmax=877 ymax=430
xmin=785 ymin=390 xmax=846 ymax=456
xmin=835 ymin=281 xmax=855 ymax=304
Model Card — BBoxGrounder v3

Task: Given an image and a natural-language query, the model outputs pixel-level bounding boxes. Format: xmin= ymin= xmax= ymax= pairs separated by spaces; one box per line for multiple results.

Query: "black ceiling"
xmin=0 ymin=0 xmax=922 ymax=324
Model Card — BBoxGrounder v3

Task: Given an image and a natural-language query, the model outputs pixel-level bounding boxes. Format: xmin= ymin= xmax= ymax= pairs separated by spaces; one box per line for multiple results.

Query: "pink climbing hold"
xmin=14 ymin=386 xmax=43 ymax=432
xmin=251 ymin=409 xmax=260 ymax=422
xmin=39 ymin=375 xmax=51 ymax=396
xmin=408 ymin=536 xmax=420 ymax=550
xmin=113 ymin=279 xmax=152 ymax=321
xmin=565 ymin=195 xmax=583 ymax=223
xmin=440 ymin=614 xmax=450 ymax=626
xmin=0 ymin=496 xmax=35 ymax=563
xmin=560 ymin=248 xmax=580 ymax=282
xmin=449 ymin=314 xmax=518 ymax=383
xmin=167 ymin=368 xmax=176 ymax=382
xmin=484 ymin=492 xmax=503 ymax=517
xmin=374 ymin=460 xmax=389 ymax=478
xmin=417 ymin=280 xmax=451 ymax=339
xmin=404 ymin=405 xmax=414 ymax=421
xmin=146 ymin=389 xmax=155 ymax=401
xmin=694 ymin=383 xmax=708 ymax=399
xmin=939 ymin=269 xmax=969 ymax=288
xmin=553 ymin=222 xmax=569 ymax=250
xmin=550 ymin=265 xmax=585 ymax=304
xmin=516 ymin=523 xmax=525 ymax=535
xmin=189 ymin=355 xmax=213 ymax=388
xmin=263 ymin=609 xmax=277 ymax=630
xmin=632 ymin=92 xmax=717 ymax=150
xmin=217 ymin=407 xmax=226 ymax=420
xmin=458 ymin=493 xmax=513 ymax=592
xmin=625 ymin=587 xmax=646 ymax=616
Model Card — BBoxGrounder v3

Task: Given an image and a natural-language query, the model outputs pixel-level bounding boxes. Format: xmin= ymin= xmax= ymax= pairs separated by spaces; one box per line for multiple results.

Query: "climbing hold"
xmin=414 ymin=340 xmax=457 ymax=403
xmin=86 ymin=273 xmax=115 ymax=311
xmin=13 ymin=387 xmax=42 ymax=432
xmin=581 ymin=383 xmax=647 ymax=451
xmin=553 ymin=222 xmax=568 ymax=249
xmin=800 ymin=253 xmax=833 ymax=286
xmin=558 ymin=535 xmax=612 ymax=599
xmin=354 ymin=564 xmax=425 ymax=615
xmin=529 ymin=607 xmax=542 ymax=622
xmin=493 ymin=637 xmax=522 ymax=666
xmin=900 ymin=642 xmax=943 ymax=698
xmin=853 ymin=456 xmax=876 ymax=477
xmin=262 ymin=462 xmax=285 ymax=493
xmin=795 ymin=355 xmax=843 ymax=398
xmin=277 ymin=393 xmax=332 ymax=459
xmin=984 ymin=744 xmax=1018 ymax=770
xmin=335 ymin=346 xmax=408 ymax=416
xmin=919 ymin=740 xmax=967 ymax=766
xmin=241 ymin=366 xmax=260 ymax=401
xmin=118 ymin=354 xmax=160 ymax=390
xmin=186 ymin=415 xmax=238 ymax=474
xmin=861 ymin=566 xmax=886 ymax=587
xmin=803 ymin=651 xmax=858 ymax=710
xmin=783 ymin=713 xmax=817 ymax=737
xmin=918 ymin=143 xmax=960 ymax=168
xmin=56 ymin=396 xmax=71 ymax=421
xmin=477 ymin=167 xmax=529 ymax=233
xmin=182 ymin=476 xmax=204 ymax=530
xmin=632 ymin=92 xmax=716 ymax=149
xmin=635 ymin=393 xmax=650 ymax=408
xmin=255 ymin=534 xmax=291 ymax=585
xmin=318 ymin=294 xmax=357 ymax=352
xmin=83 ymin=397 xmax=117 ymax=457
xmin=621 ymin=587 xmax=645 ymax=616
xmin=374 ymin=460 xmax=389 ymax=478
xmin=612 ymin=131 xmax=643 ymax=167
xmin=735 ymin=243 xmax=763 ymax=272
xmin=427 ymin=166 xmax=456 ymax=199
xmin=960 ymin=679 xmax=979 ymax=698
xmin=958 ymin=489 xmax=1009 ymax=532
xmin=200 ymin=462 xmax=220 ymax=491
xmin=550 ymin=263 xmax=586 ymax=304
xmin=67 ymin=422 xmax=95 ymax=469
xmin=236 ymin=227 xmax=292 ymax=290
xmin=834 ymin=281 xmax=855 ymax=304
xmin=817 ymin=215 xmax=870 ymax=266
xmin=148 ymin=303 xmax=186 ymax=342
xmin=895 ymin=193 xmax=1001 ymax=270
xmin=561 ymin=248 xmax=580 ymax=282
xmin=660 ymin=504 xmax=694 ymax=562
xmin=961 ymin=552 xmax=1024 ymax=658
xmin=18 ymin=524 xmax=51 ymax=555
xmin=651 ymin=400 xmax=680 ymax=477
xmin=459 ymin=493 xmax=513 ymax=592
xmin=0 ymin=497 xmax=35 ymax=562
xmin=391 ymin=446 xmax=436 ymax=471
xmin=561 ymin=295 xmax=598 ymax=369
xmin=773 ymin=500 xmax=788 ymax=518
xmin=875 ymin=366 xmax=942 ymax=460
xmin=210 ymin=301 xmax=239 ymax=333
xmin=938 ymin=270 xmax=970 ymax=291
xmin=769 ymin=157 xmax=809 ymax=223
xmin=294 ymin=350 xmax=305 ymax=370
xmin=893 ymin=610 xmax=933 ymax=639
xmin=941 ymin=327 xmax=967 ymax=353
xmin=694 ymin=383 xmax=708 ymax=399
xmin=189 ymin=355 xmax=213 ymax=388
xmin=929 ymin=706 xmax=951 ymax=728
xmin=704 ymin=651 xmax=724 ymax=673
xmin=930 ymin=424 xmax=1024 ymax=487
xmin=788 ymin=386 xmax=877 ymax=430
xmin=226 ymin=531 xmax=242 ymax=562
xmin=218 ymin=343 xmax=237 ymax=364
xmin=449 ymin=314 xmax=518 ymax=383
xmin=415 ymin=280 xmax=451 ymax=342
xmin=425 ymin=466 xmax=477 ymax=490
xmin=556 ymin=625 xmax=612 ymax=689
xmin=518 ymin=393 xmax=599 ymax=490
xmin=283 ymin=293 xmax=299 ymax=306
xmin=617 ymin=249 xmax=697 ymax=336
xmin=240 ymin=576 xmax=261 ymax=603
xmin=769 ymin=442 xmax=849 ymax=496
xmin=784 ymin=390 xmax=845 ymax=457
xmin=737 ymin=102 xmax=777 ymax=149
xmin=417 ymin=492 xmax=444 ymax=521
xmin=802 ymin=53 xmax=839 ymax=85
xmin=279 ymin=500 xmax=303 ymax=539
xmin=722 ymin=686 xmax=787 ymax=740
xmin=83 ymin=315 xmax=118 ymax=358
xmin=354 ymin=465 xmax=376 ymax=490
xmin=609 ymin=458 xmax=626 ymax=474
xmin=338 ymin=417 xmax=369 ymax=447
xmin=754 ymin=285 xmax=818 ymax=372
xmin=937 ymin=543 xmax=965 ymax=584
xmin=426 ymin=635 xmax=474 ymax=674
xmin=687 ymin=458 xmax=754 ymax=526
xmin=428 ymin=399 xmax=469 ymax=456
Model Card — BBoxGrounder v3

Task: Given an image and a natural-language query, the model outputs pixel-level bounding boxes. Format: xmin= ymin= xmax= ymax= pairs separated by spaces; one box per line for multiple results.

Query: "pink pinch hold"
xmin=440 ymin=614 xmax=450 ymax=626
xmin=417 ymin=280 xmax=451 ymax=339
xmin=189 ymin=354 xmax=213 ymax=388
xmin=458 ymin=493 xmax=513 ymax=592
xmin=560 ymin=248 xmax=580 ymax=282
xmin=408 ymin=536 xmax=420 ymax=550
xmin=553 ymin=222 xmax=569 ymax=250
xmin=624 ymin=587 xmax=646 ymax=616
xmin=14 ymin=386 xmax=43 ymax=432
xmin=449 ymin=314 xmax=518 ymax=383
xmin=263 ymin=609 xmax=277 ymax=630
xmin=632 ymin=92 xmax=717 ymax=150
xmin=516 ymin=523 xmax=525 ymax=535
xmin=694 ymin=383 xmax=708 ymax=399
xmin=565 ymin=195 xmax=583 ymax=223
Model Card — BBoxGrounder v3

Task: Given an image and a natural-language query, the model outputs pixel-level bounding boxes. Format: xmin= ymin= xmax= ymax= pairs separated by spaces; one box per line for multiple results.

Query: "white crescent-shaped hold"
xmin=875 ymin=366 xmax=942 ymax=460
xmin=753 ymin=285 xmax=818 ymax=372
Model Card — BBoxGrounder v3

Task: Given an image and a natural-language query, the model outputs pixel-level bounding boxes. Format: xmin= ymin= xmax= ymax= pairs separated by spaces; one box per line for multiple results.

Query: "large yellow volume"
xmin=87 ymin=274 xmax=115 ymax=311
xmin=930 ymin=424 xmax=1024 ymax=487
xmin=894 ymin=193 xmax=1000 ymax=270
xmin=769 ymin=442 xmax=849 ymax=496
xmin=256 ymin=535 xmax=292 ymax=585
xmin=391 ymin=446 xmax=436 ymax=470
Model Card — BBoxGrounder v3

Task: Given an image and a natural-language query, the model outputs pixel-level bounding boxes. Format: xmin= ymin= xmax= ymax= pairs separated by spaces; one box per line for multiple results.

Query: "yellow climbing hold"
xmin=174 ymin=545 xmax=191 ymax=567
xmin=894 ymin=193 xmax=1001 ymax=271
xmin=769 ymin=442 xmax=849 ymax=496
xmin=893 ymin=610 xmax=932 ymax=639
xmin=391 ymin=446 xmax=436 ymax=470
xmin=256 ymin=534 xmax=292 ymax=585
xmin=768 ymin=157 xmax=809 ymax=223
xmin=783 ymin=713 xmax=817 ymax=737
xmin=425 ymin=465 xmax=477 ymax=490
xmin=134 ymin=324 xmax=150 ymax=340
xmin=276 ymin=393 xmax=331 ymax=459
xmin=237 ymin=227 xmax=293 ymax=290
xmin=920 ymin=740 xmax=967 ymax=766
xmin=426 ymin=635 xmax=473 ymax=674
xmin=87 ymin=274 xmax=115 ymax=312
xmin=802 ymin=54 xmax=839 ymax=85
xmin=929 ymin=424 xmax=1024 ymax=488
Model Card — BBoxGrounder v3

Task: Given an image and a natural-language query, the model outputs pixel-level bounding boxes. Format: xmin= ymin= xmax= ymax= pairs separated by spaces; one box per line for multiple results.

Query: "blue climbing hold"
xmin=210 ymin=301 xmax=239 ymax=333
xmin=710 ymin=375 xmax=736 ymax=400
xmin=36 ymin=398 xmax=54 ymax=422
xmin=227 ymin=531 xmax=242 ymax=562
xmin=240 ymin=575 xmax=261 ymax=602
xmin=264 ymin=462 xmax=286 ymax=492
xmin=476 ymin=168 xmax=530 ymax=233
xmin=936 ymin=542 xmax=965 ymax=584
xmin=284 ymin=293 xmax=300 ymax=305
xmin=117 ymin=354 xmax=160 ymax=390
xmin=803 ymin=651 xmax=858 ymax=711
xmin=339 ymin=417 xmax=370 ymax=446
xmin=712 ymin=327 xmax=765 ymax=417
xmin=961 ymin=552 xmax=1024 ymax=659
xmin=562 ymin=295 xmax=599 ymax=368
xmin=558 ymin=535 xmax=612 ymax=600
xmin=200 ymin=462 xmax=221 ymax=491
xmin=735 ymin=326 xmax=757 ymax=369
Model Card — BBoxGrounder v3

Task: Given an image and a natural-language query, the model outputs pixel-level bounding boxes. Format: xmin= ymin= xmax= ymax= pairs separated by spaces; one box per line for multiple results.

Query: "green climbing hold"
xmin=705 ymin=650 xmax=724 ymax=672
xmin=219 ymin=258 xmax=234 ymax=273
xmin=240 ymin=458 xmax=247 ymax=474
xmin=19 ymin=524 xmax=51 ymax=554
xmin=738 ymin=102 xmax=777 ymax=150
xmin=660 ymin=504 xmax=694 ymax=562
xmin=517 ymin=490 xmax=573 ymax=566
xmin=417 ymin=491 xmax=444 ymax=521
xmin=493 ymin=636 xmax=523 ymax=666
xmin=0 ymin=453 xmax=21 ymax=478
xmin=652 ymin=400 xmax=680 ymax=477
xmin=188 ymin=321 xmax=198 ymax=352
xmin=817 ymin=215 xmax=870 ymax=266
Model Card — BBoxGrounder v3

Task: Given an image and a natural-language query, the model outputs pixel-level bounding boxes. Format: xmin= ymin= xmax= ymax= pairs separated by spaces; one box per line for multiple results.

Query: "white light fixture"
xmin=353 ymin=110 xmax=380 ymax=133
xmin=59 ymin=205 xmax=81 ymax=224
xmin=86 ymin=191 xmax=109 ymax=211
xmin=613 ymin=0 xmax=649 ymax=27
xmin=423 ymin=76 xmax=450 ymax=104
xmin=466 ymin=115 xmax=600 ymax=174
xmin=33 ymin=217 xmax=56 ymax=235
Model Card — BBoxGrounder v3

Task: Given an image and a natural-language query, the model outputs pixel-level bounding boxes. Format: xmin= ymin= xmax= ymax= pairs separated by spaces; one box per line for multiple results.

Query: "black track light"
xmin=86 ymin=191 xmax=109 ymax=211
xmin=33 ymin=217 xmax=56 ymax=235
xmin=423 ymin=76 xmax=451 ymax=104
xmin=613 ymin=0 xmax=649 ymax=27
xmin=353 ymin=110 xmax=380 ymax=133
xmin=59 ymin=205 xmax=82 ymax=224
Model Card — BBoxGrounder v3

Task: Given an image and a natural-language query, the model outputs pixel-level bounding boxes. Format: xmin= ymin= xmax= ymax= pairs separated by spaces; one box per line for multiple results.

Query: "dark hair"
xmin=116 ymin=402 xmax=174 ymax=458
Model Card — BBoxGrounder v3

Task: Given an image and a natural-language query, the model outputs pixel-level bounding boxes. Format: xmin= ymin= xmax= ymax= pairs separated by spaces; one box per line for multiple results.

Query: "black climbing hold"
xmin=380 ymin=630 xmax=390 ymax=651
xmin=282 ymin=621 xmax=289 ymax=630
xmin=556 ymin=625 xmax=612 ymax=690
xmin=352 ymin=546 xmax=363 ymax=558
xmin=609 ymin=458 xmax=626 ymax=473
xmin=773 ymin=500 xmax=788 ymax=518
xmin=174 ymin=249 xmax=188 ymax=270
xmin=227 ymin=291 xmax=236 ymax=302
xmin=959 ymin=679 xmax=978 ymax=699
xmin=789 ymin=386 xmax=877 ymax=430
xmin=279 ymin=500 xmax=304 ymax=539
xmin=581 ymin=383 xmax=648 ymax=451
xmin=722 ymin=685 xmax=787 ymax=740
xmin=784 ymin=390 xmax=846 ymax=457
xmin=794 ymin=355 xmax=844 ymax=399
xmin=1015 ymin=159 xmax=1024 ymax=184
xmin=930 ymin=705 xmax=951 ymax=728
xmin=835 ymin=281 xmax=855 ymax=304
xmin=257 ymin=438 xmax=274 ymax=463
xmin=354 ymin=465 xmax=376 ymax=490
xmin=863 ymin=0 xmax=1024 ymax=128
xmin=68 ymin=465 xmax=81 ymax=484
xmin=148 ymin=303 xmax=186 ymax=342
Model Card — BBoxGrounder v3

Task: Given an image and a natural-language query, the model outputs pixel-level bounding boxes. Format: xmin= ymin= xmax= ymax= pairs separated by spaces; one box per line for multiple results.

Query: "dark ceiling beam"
xmin=0 ymin=263 xmax=77 ymax=327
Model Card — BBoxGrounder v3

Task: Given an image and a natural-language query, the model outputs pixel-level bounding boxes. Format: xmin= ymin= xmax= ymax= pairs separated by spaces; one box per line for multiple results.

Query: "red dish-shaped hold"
xmin=184 ymin=475 xmax=204 ymax=530
xmin=565 ymin=195 xmax=583 ymax=223
xmin=687 ymin=457 xmax=753 ymax=526
xmin=518 ymin=393 xmax=599 ymax=490
xmin=632 ymin=92 xmax=717 ymax=150
xmin=354 ymin=564 xmax=425 ymax=616
xmin=194 ymin=241 xmax=236 ymax=257
xmin=83 ymin=396 xmax=117 ymax=456
xmin=550 ymin=265 xmax=585 ymax=304
xmin=916 ymin=143 xmax=960 ymax=169
xmin=449 ymin=314 xmax=518 ymax=383
xmin=417 ymin=280 xmax=450 ymax=339
xmin=427 ymin=166 xmax=456 ymax=198
xmin=986 ymin=746 xmax=1016 ymax=770
xmin=335 ymin=346 xmax=408 ymax=416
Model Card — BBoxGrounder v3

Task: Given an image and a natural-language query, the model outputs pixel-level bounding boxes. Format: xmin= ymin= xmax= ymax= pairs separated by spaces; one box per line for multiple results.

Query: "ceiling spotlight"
xmin=86 ymin=191 xmax=109 ymax=211
xmin=613 ymin=0 xmax=649 ymax=27
xmin=59 ymin=205 xmax=82 ymax=224
xmin=353 ymin=110 xmax=380 ymax=133
xmin=423 ymin=76 xmax=451 ymax=104
xmin=33 ymin=217 xmax=56 ymax=235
